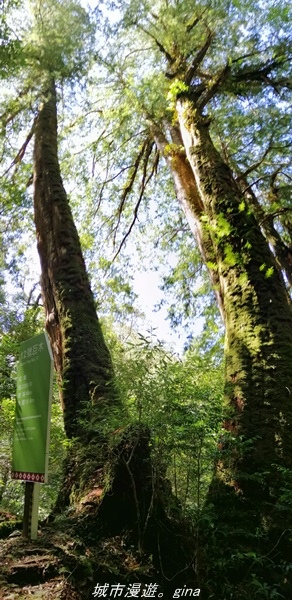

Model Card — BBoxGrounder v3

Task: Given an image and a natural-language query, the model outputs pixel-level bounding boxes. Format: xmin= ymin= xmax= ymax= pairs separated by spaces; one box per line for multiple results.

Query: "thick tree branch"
xmin=185 ymin=9 xmax=207 ymax=33
xmin=198 ymin=63 xmax=230 ymax=109
xmin=184 ymin=32 xmax=214 ymax=85
xmin=227 ymin=56 xmax=292 ymax=94
xmin=136 ymin=23 xmax=175 ymax=64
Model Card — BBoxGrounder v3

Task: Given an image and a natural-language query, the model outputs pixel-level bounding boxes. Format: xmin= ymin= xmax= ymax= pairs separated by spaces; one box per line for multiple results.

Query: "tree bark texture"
xmin=237 ymin=173 xmax=292 ymax=289
xmin=175 ymin=98 xmax=292 ymax=497
xmin=32 ymin=86 xmax=195 ymax=591
xmin=152 ymin=122 xmax=225 ymax=322
xmin=33 ymin=80 xmax=119 ymax=440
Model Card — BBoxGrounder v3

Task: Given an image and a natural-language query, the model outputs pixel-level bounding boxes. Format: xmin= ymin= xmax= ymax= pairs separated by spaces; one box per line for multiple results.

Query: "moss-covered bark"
xmin=172 ymin=97 xmax=292 ymax=594
xmin=173 ymin=99 xmax=292 ymax=524
xmin=237 ymin=173 xmax=292 ymax=289
xmin=32 ymin=81 xmax=196 ymax=590
xmin=33 ymin=80 xmax=119 ymax=441
xmin=152 ymin=122 xmax=225 ymax=321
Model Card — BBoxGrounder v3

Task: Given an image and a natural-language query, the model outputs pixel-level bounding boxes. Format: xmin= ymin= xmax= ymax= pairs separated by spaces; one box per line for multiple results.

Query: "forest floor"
xmin=0 ymin=517 xmax=87 ymax=599
xmin=0 ymin=533 xmax=80 ymax=599
xmin=0 ymin=510 xmax=156 ymax=600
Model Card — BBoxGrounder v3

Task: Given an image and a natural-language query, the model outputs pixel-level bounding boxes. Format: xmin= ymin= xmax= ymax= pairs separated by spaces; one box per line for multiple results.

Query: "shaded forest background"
xmin=0 ymin=0 xmax=292 ymax=598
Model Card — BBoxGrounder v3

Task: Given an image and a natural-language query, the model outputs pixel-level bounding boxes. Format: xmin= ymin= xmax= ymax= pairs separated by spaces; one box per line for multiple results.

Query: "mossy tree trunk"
xmin=133 ymin=6 xmax=292 ymax=583
xmin=32 ymin=81 xmax=195 ymax=589
xmin=153 ymin=99 xmax=292 ymax=497
xmin=33 ymin=79 xmax=125 ymax=508
xmin=176 ymin=99 xmax=292 ymax=481
xmin=33 ymin=79 xmax=119 ymax=441
xmin=152 ymin=123 xmax=225 ymax=321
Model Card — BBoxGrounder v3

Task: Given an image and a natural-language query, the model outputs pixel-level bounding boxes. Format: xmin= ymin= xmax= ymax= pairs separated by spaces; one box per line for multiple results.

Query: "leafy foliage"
xmin=24 ymin=0 xmax=95 ymax=81
xmin=0 ymin=1 xmax=291 ymax=597
xmin=107 ymin=328 xmax=224 ymax=515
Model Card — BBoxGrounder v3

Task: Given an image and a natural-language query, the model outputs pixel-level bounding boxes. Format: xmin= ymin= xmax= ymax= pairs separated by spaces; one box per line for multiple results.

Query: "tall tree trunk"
xmin=32 ymin=81 xmax=195 ymax=591
xmin=171 ymin=97 xmax=292 ymax=595
xmin=152 ymin=122 xmax=225 ymax=321
xmin=33 ymin=79 xmax=119 ymax=441
xmin=176 ymin=98 xmax=292 ymax=486
xmin=33 ymin=79 xmax=124 ymax=509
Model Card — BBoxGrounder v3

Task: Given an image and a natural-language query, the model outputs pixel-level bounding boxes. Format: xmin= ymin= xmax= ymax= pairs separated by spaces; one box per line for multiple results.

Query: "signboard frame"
xmin=11 ymin=331 xmax=53 ymax=538
xmin=11 ymin=331 xmax=53 ymax=483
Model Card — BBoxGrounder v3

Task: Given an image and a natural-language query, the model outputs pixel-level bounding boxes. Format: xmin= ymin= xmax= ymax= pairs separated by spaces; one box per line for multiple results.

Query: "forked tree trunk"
xmin=155 ymin=100 xmax=292 ymax=490
xmin=167 ymin=98 xmax=292 ymax=595
xmin=176 ymin=99 xmax=292 ymax=487
xmin=152 ymin=123 xmax=225 ymax=321
xmin=166 ymin=100 xmax=292 ymax=591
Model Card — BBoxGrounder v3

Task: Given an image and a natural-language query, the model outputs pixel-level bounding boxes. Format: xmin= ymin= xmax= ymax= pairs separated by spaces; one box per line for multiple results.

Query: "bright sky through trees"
xmin=73 ymin=0 xmax=203 ymax=350
xmin=0 ymin=0 xmax=195 ymax=352
xmin=0 ymin=1 xmax=291 ymax=597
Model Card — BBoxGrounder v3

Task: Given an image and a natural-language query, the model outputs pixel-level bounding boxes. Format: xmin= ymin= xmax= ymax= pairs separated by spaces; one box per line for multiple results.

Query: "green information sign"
xmin=11 ymin=332 xmax=53 ymax=484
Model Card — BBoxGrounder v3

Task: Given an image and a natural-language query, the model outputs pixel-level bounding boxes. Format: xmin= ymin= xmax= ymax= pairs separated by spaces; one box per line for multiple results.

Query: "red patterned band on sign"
xmin=11 ymin=471 xmax=45 ymax=483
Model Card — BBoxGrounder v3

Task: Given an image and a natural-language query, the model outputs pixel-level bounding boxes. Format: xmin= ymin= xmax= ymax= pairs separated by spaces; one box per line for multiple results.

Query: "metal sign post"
xmin=11 ymin=332 xmax=53 ymax=540
xmin=23 ymin=481 xmax=40 ymax=540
